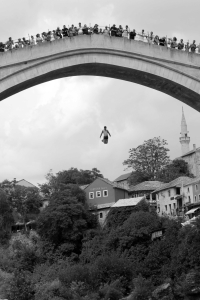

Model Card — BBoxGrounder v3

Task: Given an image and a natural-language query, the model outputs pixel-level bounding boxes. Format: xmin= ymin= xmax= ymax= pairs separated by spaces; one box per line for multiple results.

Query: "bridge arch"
xmin=1 ymin=35 xmax=200 ymax=111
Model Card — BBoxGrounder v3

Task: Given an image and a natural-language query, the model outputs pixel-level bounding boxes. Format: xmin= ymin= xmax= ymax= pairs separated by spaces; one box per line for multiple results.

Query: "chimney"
xmin=193 ymin=144 xmax=196 ymax=150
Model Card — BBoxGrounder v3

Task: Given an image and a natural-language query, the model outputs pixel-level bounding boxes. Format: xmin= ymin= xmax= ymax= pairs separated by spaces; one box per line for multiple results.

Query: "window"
xmin=99 ymin=212 xmax=103 ymax=219
xmin=165 ymin=205 xmax=167 ymax=211
xmin=169 ymin=204 xmax=171 ymax=211
xmin=89 ymin=192 xmax=94 ymax=199
xmin=195 ymin=196 xmax=197 ymax=202
xmin=157 ymin=194 xmax=159 ymax=200
xmin=96 ymin=191 xmax=101 ymax=197
xmin=173 ymin=203 xmax=176 ymax=209
xmin=188 ymin=187 xmax=190 ymax=193
xmin=199 ymin=194 xmax=200 ymax=201
xmin=188 ymin=196 xmax=191 ymax=202
xmin=168 ymin=190 xmax=171 ymax=197
xmin=103 ymin=190 xmax=108 ymax=197
xmin=196 ymin=184 xmax=198 ymax=191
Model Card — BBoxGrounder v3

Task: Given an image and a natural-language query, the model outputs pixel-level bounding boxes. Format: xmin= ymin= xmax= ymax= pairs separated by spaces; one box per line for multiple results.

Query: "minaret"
xmin=180 ymin=107 xmax=190 ymax=155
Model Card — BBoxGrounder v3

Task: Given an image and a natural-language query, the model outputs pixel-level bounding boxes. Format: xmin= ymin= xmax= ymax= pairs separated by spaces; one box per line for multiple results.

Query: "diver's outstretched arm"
xmin=100 ymin=131 xmax=103 ymax=138
xmin=107 ymin=130 xmax=111 ymax=137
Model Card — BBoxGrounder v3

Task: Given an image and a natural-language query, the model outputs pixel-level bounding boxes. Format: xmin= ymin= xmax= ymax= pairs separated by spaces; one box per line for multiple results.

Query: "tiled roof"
xmin=97 ymin=202 xmax=115 ymax=209
xmin=100 ymin=177 xmax=114 ymax=186
xmin=181 ymin=147 xmax=200 ymax=157
xmin=114 ymin=172 xmax=132 ymax=182
xmin=183 ymin=176 xmax=200 ymax=187
xmin=16 ymin=179 xmax=37 ymax=188
xmin=89 ymin=202 xmax=115 ymax=210
xmin=129 ymin=181 xmax=164 ymax=192
xmin=79 ymin=184 xmax=89 ymax=190
xmin=153 ymin=176 xmax=193 ymax=193
xmin=84 ymin=177 xmax=128 ymax=191
xmin=111 ymin=196 xmax=145 ymax=208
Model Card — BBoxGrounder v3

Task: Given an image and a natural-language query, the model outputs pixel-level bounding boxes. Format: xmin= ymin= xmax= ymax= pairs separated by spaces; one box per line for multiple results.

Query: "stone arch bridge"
xmin=1 ymin=35 xmax=200 ymax=111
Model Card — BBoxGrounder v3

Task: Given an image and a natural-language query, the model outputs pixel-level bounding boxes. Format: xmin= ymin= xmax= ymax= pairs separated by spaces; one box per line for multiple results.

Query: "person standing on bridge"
xmin=100 ymin=126 xmax=111 ymax=144
xmin=190 ymin=40 xmax=196 ymax=53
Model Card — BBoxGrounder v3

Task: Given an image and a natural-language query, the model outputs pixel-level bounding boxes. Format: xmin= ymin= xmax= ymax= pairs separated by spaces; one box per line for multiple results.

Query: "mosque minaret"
xmin=179 ymin=107 xmax=190 ymax=155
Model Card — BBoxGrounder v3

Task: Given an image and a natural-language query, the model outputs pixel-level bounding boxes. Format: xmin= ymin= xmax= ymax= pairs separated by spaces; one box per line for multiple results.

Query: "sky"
xmin=0 ymin=0 xmax=200 ymax=186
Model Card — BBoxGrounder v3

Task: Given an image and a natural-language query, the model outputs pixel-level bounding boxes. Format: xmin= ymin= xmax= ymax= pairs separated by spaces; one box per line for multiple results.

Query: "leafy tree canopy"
xmin=157 ymin=159 xmax=194 ymax=183
xmin=0 ymin=189 xmax=14 ymax=243
xmin=39 ymin=167 xmax=103 ymax=197
xmin=10 ymin=186 xmax=42 ymax=223
xmin=36 ymin=189 xmax=98 ymax=255
xmin=123 ymin=137 xmax=170 ymax=181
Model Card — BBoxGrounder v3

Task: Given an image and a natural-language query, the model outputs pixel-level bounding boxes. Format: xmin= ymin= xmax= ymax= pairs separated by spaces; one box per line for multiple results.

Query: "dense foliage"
xmin=0 ymin=167 xmax=200 ymax=299
xmin=125 ymin=137 xmax=192 ymax=185
xmin=123 ymin=137 xmax=170 ymax=181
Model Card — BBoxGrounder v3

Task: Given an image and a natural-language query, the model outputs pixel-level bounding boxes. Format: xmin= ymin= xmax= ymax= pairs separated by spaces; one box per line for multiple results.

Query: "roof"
xmin=85 ymin=177 xmax=128 ymax=191
xmin=181 ymin=147 xmax=200 ymax=157
xmin=153 ymin=176 xmax=193 ymax=193
xmin=181 ymin=216 xmax=199 ymax=226
xmin=100 ymin=177 xmax=115 ymax=186
xmin=114 ymin=172 xmax=132 ymax=182
xmin=97 ymin=202 xmax=115 ymax=209
xmin=183 ymin=176 xmax=200 ymax=187
xmin=79 ymin=184 xmax=89 ymax=190
xmin=16 ymin=179 xmax=37 ymax=188
xmin=129 ymin=181 xmax=164 ymax=192
xmin=186 ymin=207 xmax=200 ymax=215
xmin=89 ymin=202 xmax=115 ymax=210
xmin=111 ymin=196 xmax=145 ymax=208
xmin=181 ymin=149 xmax=196 ymax=157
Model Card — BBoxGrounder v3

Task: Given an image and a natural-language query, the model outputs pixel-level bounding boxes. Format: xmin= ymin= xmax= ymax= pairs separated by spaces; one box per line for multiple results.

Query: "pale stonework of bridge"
xmin=1 ymin=34 xmax=200 ymax=111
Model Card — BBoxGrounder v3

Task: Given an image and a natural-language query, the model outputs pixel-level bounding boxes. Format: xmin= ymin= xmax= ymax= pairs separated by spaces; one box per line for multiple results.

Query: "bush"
xmin=129 ymin=274 xmax=153 ymax=300
xmin=7 ymin=270 xmax=35 ymax=300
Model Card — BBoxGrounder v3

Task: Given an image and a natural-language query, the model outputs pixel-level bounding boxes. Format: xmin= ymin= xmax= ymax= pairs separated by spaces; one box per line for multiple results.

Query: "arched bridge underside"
xmin=1 ymin=35 xmax=200 ymax=111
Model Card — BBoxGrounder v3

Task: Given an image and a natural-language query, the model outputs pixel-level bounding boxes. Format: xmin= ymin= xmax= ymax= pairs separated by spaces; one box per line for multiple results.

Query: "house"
xmin=153 ymin=176 xmax=194 ymax=217
xmin=113 ymin=172 xmax=132 ymax=189
xmin=181 ymin=177 xmax=200 ymax=219
xmin=128 ymin=181 xmax=164 ymax=201
xmin=92 ymin=202 xmax=115 ymax=226
xmin=128 ymin=181 xmax=164 ymax=209
xmin=84 ymin=177 xmax=128 ymax=225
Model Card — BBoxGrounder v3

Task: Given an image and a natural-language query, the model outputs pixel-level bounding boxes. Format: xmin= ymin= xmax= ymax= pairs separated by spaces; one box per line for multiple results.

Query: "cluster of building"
xmin=5 ymin=109 xmax=200 ymax=228
xmin=79 ymin=108 xmax=200 ymax=226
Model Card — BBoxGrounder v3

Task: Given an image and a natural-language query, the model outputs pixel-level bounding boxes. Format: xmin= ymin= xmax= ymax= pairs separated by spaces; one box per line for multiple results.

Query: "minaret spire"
xmin=180 ymin=107 xmax=190 ymax=155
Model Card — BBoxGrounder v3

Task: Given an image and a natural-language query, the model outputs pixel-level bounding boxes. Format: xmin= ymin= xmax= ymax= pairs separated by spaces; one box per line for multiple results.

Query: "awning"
xmin=186 ymin=207 xmax=200 ymax=215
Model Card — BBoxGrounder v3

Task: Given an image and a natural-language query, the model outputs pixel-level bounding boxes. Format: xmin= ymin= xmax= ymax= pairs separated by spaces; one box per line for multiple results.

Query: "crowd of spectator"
xmin=0 ymin=23 xmax=199 ymax=54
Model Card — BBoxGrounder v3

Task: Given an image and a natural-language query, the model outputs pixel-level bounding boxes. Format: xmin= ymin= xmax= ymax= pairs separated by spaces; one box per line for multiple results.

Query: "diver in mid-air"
xmin=100 ymin=126 xmax=111 ymax=144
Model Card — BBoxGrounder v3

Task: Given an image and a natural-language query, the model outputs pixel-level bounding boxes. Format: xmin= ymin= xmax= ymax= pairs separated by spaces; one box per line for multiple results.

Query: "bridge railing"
xmin=1 ymin=26 xmax=199 ymax=54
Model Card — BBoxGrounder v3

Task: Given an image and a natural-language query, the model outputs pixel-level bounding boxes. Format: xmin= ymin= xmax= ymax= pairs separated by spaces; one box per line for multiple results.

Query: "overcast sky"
xmin=0 ymin=0 xmax=200 ymax=186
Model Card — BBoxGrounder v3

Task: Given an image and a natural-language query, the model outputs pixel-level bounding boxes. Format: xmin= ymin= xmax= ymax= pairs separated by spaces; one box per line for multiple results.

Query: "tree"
xmin=0 ymin=190 xmax=14 ymax=243
xmin=36 ymin=189 xmax=98 ymax=256
xmin=39 ymin=168 xmax=103 ymax=197
xmin=128 ymin=171 xmax=150 ymax=186
xmin=106 ymin=199 xmax=150 ymax=229
xmin=7 ymin=270 xmax=34 ymax=300
xmin=10 ymin=186 xmax=42 ymax=227
xmin=157 ymin=159 xmax=194 ymax=183
xmin=123 ymin=137 xmax=170 ymax=181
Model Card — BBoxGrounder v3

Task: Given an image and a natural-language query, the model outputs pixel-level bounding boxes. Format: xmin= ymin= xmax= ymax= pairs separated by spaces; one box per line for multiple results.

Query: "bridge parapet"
xmin=0 ymin=34 xmax=200 ymax=111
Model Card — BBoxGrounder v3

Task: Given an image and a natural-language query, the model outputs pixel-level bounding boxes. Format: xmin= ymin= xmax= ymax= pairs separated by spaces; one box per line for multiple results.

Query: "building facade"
xmin=84 ymin=177 xmax=128 ymax=225
xmin=153 ymin=176 xmax=200 ymax=217
xmin=178 ymin=108 xmax=200 ymax=177
xmin=180 ymin=146 xmax=200 ymax=177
